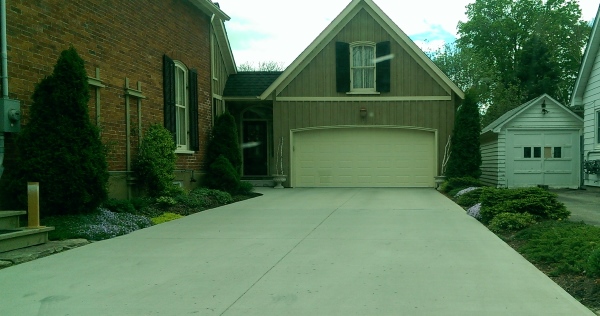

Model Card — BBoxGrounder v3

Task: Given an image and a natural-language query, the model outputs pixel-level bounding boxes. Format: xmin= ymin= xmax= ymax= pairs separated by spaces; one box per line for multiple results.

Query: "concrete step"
xmin=0 ymin=211 xmax=26 ymax=230
xmin=0 ymin=227 xmax=55 ymax=253
xmin=243 ymin=179 xmax=275 ymax=187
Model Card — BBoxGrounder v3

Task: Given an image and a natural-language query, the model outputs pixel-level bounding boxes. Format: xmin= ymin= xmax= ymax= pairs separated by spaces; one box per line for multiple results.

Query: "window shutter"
xmin=163 ymin=55 xmax=176 ymax=142
xmin=376 ymin=41 xmax=391 ymax=93
xmin=189 ymin=69 xmax=199 ymax=151
xmin=336 ymin=42 xmax=350 ymax=93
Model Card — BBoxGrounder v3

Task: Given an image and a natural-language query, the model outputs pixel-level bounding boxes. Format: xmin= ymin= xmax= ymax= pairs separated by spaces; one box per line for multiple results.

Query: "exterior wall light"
xmin=541 ymin=100 xmax=549 ymax=115
xmin=360 ymin=107 xmax=367 ymax=118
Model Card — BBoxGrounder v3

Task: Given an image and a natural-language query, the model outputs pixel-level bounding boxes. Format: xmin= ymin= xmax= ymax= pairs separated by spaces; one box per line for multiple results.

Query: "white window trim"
xmin=596 ymin=110 xmax=600 ymax=146
xmin=174 ymin=60 xmax=190 ymax=152
xmin=350 ymin=41 xmax=376 ymax=93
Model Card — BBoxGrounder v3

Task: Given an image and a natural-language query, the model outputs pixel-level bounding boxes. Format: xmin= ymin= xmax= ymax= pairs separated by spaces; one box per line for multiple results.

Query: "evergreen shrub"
xmin=488 ymin=212 xmax=536 ymax=233
xmin=587 ymin=249 xmax=600 ymax=277
xmin=441 ymin=177 xmax=481 ymax=193
xmin=445 ymin=90 xmax=482 ymax=179
xmin=455 ymin=188 xmax=482 ymax=207
xmin=206 ymin=112 xmax=241 ymax=174
xmin=133 ymin=124 xmax=177 ymax=197
xmin=102 ymin=198 xmax=136 ymax=214
xmin=206 ymin=155 xmax=239 ymax=194
xmin=479 ymin=187 xmax=569 ymax=224
xmin=10 ymin=47 xmax=108 ymax=216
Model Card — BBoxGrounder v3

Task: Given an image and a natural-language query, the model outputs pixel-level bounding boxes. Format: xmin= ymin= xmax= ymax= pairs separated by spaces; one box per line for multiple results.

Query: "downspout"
xmin=1 ymin=0 xmax=9 ymax=180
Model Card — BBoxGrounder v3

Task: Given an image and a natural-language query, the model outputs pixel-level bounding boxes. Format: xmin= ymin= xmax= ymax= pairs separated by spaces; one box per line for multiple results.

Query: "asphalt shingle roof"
xmin=223 ymin=71 xmax=283 ymax=97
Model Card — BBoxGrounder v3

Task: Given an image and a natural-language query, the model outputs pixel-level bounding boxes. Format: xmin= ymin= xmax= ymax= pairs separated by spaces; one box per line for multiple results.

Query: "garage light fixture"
xmin=360 ymin=107 xmax=367 ymax=118
xmin=541 ymin=100 xmax=549 ymax=115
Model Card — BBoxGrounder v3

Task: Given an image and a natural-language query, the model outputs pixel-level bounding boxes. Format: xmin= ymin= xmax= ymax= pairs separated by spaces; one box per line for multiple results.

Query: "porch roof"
xmin=223 ymin=71 xmax=283 ymax=98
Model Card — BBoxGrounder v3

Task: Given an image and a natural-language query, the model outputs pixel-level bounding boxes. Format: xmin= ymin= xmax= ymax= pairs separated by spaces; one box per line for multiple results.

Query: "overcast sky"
xmin=215 ymin=0 xmax=599 ymax=69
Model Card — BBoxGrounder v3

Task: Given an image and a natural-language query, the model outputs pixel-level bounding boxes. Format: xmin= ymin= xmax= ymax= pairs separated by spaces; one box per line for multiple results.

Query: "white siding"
xmin=497 ymin=132 xmax=508 ymax=187
xmin=582 ymin=48 xmax=600 ymax=187
xmin=508 ymin=100 xmax=582 ymax=129
xmin=480 ymin=139 xmax=499 ymax=187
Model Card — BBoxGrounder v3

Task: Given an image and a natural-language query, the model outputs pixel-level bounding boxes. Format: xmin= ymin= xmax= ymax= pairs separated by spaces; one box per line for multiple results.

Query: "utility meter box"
xmin=0 ymin=98 xmax=21 ymax=133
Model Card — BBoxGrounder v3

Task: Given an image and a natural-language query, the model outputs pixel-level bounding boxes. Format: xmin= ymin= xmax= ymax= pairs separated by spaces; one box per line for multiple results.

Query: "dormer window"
xmin=336 ymin=41 xmax=390 ymax=94
xmin=350 ymin=42 xmax=376 ymax=92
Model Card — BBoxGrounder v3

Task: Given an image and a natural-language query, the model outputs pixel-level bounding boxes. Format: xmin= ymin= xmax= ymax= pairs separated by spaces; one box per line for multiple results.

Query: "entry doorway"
xmin=243 ymin=121 xmax=268 ymax=176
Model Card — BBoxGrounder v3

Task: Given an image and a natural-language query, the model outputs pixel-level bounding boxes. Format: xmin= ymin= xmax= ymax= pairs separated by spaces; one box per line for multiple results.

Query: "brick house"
xmin=1 ymin=0 xmax=236 ymax=199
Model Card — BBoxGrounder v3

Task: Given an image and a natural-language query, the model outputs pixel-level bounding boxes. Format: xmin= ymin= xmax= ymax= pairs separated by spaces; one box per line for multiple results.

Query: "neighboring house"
xmin=481 ymin=94 xmax=583 ymax=189
xmin=1 ymin=0 xmax=236 ymax=199
xmin=223 ymin=0 xmax=464 ymax=188
xmin=571 ymin=4 xmax=600 ymax=187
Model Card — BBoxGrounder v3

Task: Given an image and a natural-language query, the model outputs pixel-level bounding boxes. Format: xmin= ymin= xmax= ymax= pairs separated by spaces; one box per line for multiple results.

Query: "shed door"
xmin=507 ymin=130 xmax=579 ymax=188
xmin=293 ymin=128 xmax=436 ymax=187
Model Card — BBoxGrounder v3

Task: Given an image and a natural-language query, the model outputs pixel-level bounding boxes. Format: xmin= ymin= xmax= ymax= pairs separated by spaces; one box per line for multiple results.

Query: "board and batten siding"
xmin=211 ymin=31 xmax=229 ymax=119
xmin=480 ymin=139 xmax=499 ymax=187
xmin=272 ymin=99 xmax=457 ymax=180
xmin=581 ymin=49 xmax=600 ymax=186
xmin=278 ymin=9 xmax=449 ymax=98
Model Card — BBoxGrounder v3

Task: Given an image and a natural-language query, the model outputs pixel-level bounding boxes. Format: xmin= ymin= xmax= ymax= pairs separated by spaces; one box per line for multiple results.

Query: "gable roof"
xmin=259 ymin=0 xmax=464 ymax=100
xmin=571 ymin=4 xmax=600 ymax=107
xmin=482 ymin=94 xmax=583 ymax=134
xmin=223 ymin=72 xmax=283 ymax=98
xmin=188 ymin=0 xmax=230 ymax=21
xmin=211 ymin=14 xmax=236 ymax=75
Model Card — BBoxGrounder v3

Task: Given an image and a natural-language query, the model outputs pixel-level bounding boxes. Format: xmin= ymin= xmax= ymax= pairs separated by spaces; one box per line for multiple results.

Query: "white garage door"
xmin=293 ymin=128 xmax=436 ymax=187
xmin=507 ymin=130 xmax=580 ymax=188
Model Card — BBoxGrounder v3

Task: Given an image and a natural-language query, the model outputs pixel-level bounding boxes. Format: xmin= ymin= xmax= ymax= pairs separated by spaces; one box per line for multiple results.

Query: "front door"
xmin=243 ymin=121 xmax=268 ymax=176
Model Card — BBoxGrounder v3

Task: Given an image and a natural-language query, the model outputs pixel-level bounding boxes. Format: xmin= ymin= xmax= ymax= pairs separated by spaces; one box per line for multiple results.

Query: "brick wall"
xmin=5 ymin=0 xmax=213 ymax=173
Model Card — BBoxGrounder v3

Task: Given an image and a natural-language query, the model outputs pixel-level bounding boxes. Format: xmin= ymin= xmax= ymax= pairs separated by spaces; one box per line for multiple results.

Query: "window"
xmin=336 ymin=41 xmax=390 ymax=93
xmin=553 ymin=147 xmax=562 ymax=158
xmin=524 ymin=146 xmax=561 ymax=159
xmin=163 ymin=55 xmax=199 ymax=152
xmin=174 ymin=62 xmax=188 ymax=149
xmin=351 ymin=43 xmax=375 ymax=91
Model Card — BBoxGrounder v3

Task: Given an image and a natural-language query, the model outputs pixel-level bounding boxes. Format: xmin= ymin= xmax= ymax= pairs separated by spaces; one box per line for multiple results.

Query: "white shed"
xmin=480 ymin=94 xmax=583 ymax=189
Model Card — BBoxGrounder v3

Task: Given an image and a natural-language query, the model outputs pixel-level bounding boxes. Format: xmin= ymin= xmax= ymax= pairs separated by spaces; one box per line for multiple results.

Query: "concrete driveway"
xmin=552 ymin=186 xmax=600 ymax=226
xmin=0 ymin=188 xmax=593 ymax=315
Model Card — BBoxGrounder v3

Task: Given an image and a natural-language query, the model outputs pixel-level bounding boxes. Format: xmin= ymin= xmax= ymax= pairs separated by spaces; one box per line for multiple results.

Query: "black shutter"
xmin=336 ymin=42 xmax=350 ymax=93
xmin=188 ymin=69 xmax=199 ymax=151
xmin=163 ymin=55 xmax=176 ymax=143
xmin=376 ymin=41 xmax=391 ymax=93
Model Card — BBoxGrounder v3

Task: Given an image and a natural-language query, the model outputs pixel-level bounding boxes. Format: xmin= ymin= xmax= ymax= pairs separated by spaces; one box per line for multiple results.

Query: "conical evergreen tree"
xmin=15 ymin=47 xmax=108 ymax=216
xmin=205 ymin=112 xmax=242 ymax=175
xmin=445 ymin=89 xmax=482 ymax=179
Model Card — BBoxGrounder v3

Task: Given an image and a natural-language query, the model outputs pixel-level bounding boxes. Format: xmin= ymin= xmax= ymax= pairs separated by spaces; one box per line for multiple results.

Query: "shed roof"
xmin=482 ymin=94 xmax=582 ymax=135
xmin=223 ymin=72 xmax=283 ymax=98
xmin=188 ymin=0 xmax=229 ymax=20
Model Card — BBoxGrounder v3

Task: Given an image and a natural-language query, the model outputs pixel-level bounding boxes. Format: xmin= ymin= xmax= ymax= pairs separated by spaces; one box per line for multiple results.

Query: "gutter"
xmin=0 ymin=0 xmax=21 ymax=182
xmin=1 ymin=0 xmax=8 ymax=180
